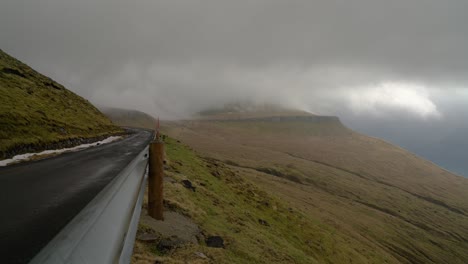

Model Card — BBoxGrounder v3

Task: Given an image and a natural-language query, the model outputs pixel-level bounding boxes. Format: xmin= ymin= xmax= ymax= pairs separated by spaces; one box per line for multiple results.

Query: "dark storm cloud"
xmin=1 ymin=0 xmax=467 ymax=119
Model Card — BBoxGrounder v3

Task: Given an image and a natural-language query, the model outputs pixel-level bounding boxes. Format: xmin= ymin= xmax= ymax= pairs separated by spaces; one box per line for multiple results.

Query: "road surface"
xmin=0 ymin=128 xmax=153 ymax=264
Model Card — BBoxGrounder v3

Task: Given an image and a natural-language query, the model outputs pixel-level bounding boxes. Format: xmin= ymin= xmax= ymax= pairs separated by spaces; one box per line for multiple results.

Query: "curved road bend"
xmin=0 ymin=128 xmax=153 ymax=264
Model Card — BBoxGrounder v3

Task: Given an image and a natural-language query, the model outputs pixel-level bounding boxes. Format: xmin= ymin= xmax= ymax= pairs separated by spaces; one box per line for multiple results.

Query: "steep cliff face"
xmin=0 ymin=49 xmax=122 ymax=159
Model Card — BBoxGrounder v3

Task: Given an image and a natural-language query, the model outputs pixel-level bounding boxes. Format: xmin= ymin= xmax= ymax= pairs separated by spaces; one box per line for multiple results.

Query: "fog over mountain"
xmin=1 ymin=0 xmax=467 ymax=176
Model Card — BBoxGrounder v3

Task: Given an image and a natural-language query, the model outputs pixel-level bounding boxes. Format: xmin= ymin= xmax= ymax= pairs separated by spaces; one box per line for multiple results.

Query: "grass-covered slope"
xmin=134 ymin=138 xmax=396 ymax=264
xmin=100 ymin=107 xmax=156 ymax=130
xmin=0 ymin=49 xmax=122 ymax=159
xmin=159 ymin=110 xmax=468 ymax=263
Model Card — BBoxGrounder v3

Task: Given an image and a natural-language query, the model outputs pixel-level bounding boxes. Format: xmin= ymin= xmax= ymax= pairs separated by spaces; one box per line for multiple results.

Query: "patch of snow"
xmin=0 ymin=136 xmax=122 ymax=167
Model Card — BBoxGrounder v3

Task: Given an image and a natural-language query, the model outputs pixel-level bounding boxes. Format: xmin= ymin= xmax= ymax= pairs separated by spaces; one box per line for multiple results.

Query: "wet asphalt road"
xmin=0 ymin=128 xmax=153 ymax=264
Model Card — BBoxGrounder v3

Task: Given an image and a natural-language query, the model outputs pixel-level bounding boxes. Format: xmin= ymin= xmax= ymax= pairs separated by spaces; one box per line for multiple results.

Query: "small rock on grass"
xmin=157 ymin=236 xmax=186 ymax=252
xmin=194 ymin=252 xmax=208 ymax=259
xmin=137 ymin=233 xmax=159 ymax=242
xmin=210 ymin=171 xmax=221 ymax=178
xmin=258 ymin=219 xmax=270 ymax=226
xmin=205 ymin=236 xmax=224 ymax=248
xmin=181 ymin=180 xmax=196 ymax=192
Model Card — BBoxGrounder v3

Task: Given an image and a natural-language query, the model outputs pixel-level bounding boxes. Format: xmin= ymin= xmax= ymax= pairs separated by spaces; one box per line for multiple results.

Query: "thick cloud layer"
xmin=1 ymin=0 xmax=467 ymax=176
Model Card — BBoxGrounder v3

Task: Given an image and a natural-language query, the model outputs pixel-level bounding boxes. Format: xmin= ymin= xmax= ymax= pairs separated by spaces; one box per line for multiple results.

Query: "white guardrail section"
xmin=30 ymin=146 xmax=149 ymax=264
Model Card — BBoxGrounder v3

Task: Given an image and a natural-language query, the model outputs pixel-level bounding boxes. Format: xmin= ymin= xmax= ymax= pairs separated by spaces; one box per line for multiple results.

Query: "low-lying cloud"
xmin=348 ymin=82 xmax=441 ymax=119
xmin=1 ymin=0 xmax=467 ymax=120
xmin=1 ymin=0 xmax=467 ymax=175
xmin=86 ymin=62 xmax=447 ymax=121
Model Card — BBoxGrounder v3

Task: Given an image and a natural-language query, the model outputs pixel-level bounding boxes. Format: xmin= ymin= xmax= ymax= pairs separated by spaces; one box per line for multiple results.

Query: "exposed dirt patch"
xmin=139 ymin=211 xmax=201 ymax=244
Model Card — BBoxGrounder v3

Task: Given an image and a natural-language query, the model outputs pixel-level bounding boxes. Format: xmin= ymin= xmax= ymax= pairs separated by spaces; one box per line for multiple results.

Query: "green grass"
xmin=152 ymin=137 xmax=395 ymax=263
xmin=0 ymin=49 xmax=122 ymax=159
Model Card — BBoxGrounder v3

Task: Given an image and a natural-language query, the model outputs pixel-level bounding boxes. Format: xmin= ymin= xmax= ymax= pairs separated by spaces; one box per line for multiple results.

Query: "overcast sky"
xmin=1 ymin=0 xmax=467 ymax=176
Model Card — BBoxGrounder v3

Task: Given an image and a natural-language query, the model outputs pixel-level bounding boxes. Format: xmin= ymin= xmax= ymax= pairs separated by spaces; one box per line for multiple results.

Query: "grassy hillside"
xmin=133 ymin=138 xmax=396 ymax=263
xmin=100 ymin=107 xmax=156 ymax=130
xmin=0 ymin=49 xmax=122 ymax=159
xmin=154 ymin=110 xmax=468 ymax=263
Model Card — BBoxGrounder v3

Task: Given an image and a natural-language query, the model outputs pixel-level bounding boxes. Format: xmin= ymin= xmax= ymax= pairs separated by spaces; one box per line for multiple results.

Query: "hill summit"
xmin=0 ymin=49 xmax=122 ymax=159
xmin=194 ymin=103 xmax=349 ymax=137
xmin=198 ymin=102 xmax=315 ymax=119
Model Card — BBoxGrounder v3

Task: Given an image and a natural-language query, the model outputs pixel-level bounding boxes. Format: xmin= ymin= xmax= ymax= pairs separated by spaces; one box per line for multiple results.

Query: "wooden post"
xmin=148 ymin=140 xmax=164 ymax=220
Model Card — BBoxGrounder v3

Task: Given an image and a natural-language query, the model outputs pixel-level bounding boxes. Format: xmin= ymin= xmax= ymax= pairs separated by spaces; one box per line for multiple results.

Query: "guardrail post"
xmin=148 ymin=140 xmax=164 ymax=220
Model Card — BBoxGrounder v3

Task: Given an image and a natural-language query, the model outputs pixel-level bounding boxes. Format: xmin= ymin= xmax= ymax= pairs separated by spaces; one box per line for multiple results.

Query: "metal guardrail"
xmin=30 ymin=146 xmax=149 ymax=264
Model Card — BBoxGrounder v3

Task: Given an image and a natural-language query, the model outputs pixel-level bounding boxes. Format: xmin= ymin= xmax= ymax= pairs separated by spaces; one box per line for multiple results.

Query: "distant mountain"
xmin=160 ymin=109 xmax=468 ymax=263
xmin=0 ymin=49 xmax=122 ymax=159
xmin=100 ymin=107 xmax=156 ymax=130
xmin=198 ymin=102 xmax=315 ymax=119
